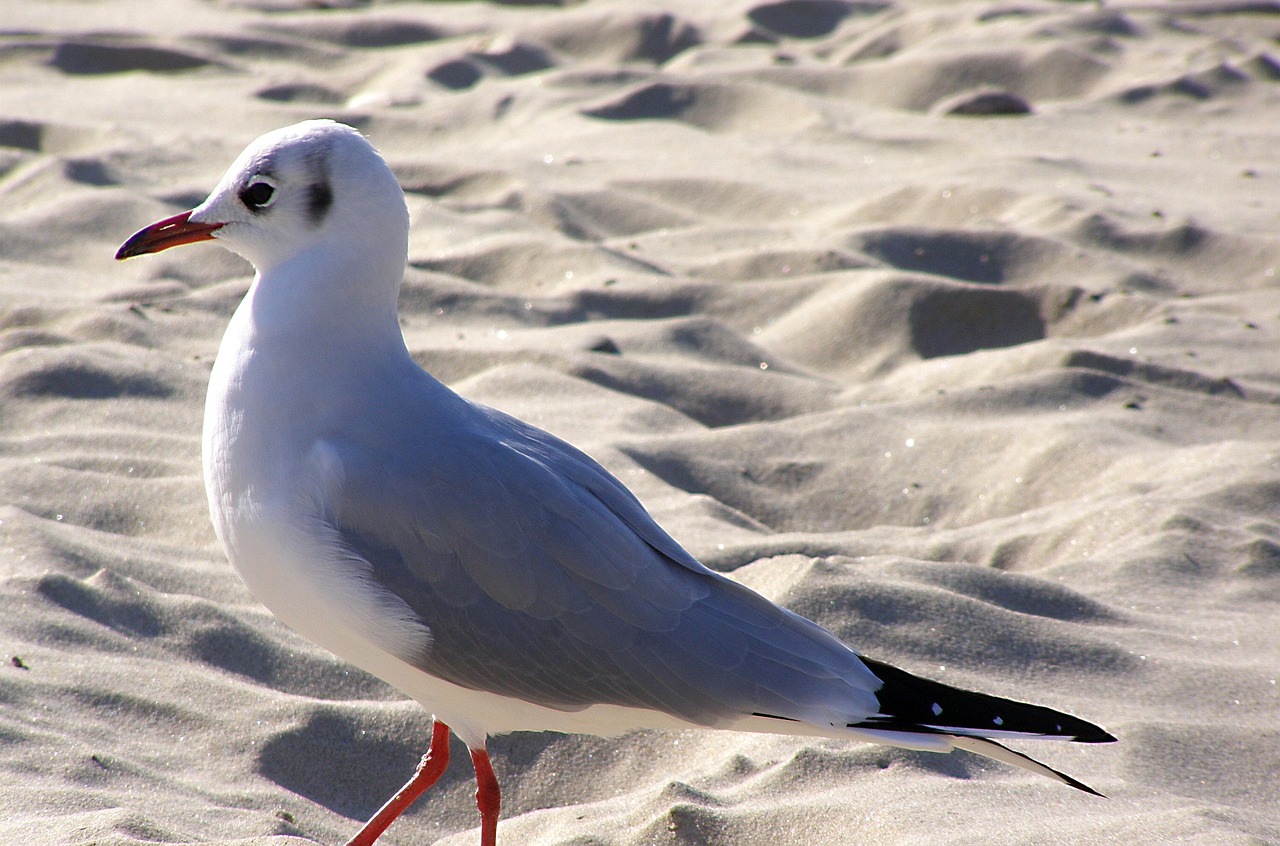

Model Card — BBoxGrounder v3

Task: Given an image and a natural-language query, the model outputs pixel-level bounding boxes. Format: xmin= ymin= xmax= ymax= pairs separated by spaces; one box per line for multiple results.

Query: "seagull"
xmin=116 ymin=120 xmax=1114 ymax=846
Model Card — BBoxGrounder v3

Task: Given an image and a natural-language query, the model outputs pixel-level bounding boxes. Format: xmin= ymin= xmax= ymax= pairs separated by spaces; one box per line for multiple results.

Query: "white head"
xmin=116 ymin=120 xmax=408 ymax=279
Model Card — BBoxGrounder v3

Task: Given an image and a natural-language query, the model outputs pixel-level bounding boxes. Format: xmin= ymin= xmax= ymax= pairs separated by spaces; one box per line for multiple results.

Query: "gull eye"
xmin=239 ymin=180 xmax=276 ymax=210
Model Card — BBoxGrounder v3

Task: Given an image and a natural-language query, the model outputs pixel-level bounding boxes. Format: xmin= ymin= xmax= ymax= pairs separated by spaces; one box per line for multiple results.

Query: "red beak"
xmin=115 ymin=210 xmax=223 ymax=260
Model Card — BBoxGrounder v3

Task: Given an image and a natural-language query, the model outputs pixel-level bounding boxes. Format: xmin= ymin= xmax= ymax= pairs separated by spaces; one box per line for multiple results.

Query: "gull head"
xmin=116 ymin=120 xmax=408 ymax=274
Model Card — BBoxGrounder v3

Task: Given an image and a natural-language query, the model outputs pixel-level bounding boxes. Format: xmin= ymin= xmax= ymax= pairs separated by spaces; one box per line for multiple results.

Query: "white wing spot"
xmin=993 ymin=716 xmax=1004 ymax=726
xmin=931 ymin=702 xmax=943 ymax=716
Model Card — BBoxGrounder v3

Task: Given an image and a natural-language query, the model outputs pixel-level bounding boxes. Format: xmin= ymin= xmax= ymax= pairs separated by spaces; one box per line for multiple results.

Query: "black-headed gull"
xmin=116 ymin=120 xmax=1114 ymax=846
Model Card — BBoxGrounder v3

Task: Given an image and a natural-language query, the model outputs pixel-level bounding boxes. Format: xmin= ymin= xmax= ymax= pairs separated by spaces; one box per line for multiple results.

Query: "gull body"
xmin=116 ymin=120 xmax=1114 ymax=845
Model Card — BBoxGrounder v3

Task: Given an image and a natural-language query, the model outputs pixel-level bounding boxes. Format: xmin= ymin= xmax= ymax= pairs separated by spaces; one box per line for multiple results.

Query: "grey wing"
xmin=328 ymin=403 xmax=880 ymax=729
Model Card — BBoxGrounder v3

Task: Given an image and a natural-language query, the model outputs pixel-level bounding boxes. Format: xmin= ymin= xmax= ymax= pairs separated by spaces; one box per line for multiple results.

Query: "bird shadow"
xmin=256 ymin=706 xmax=473 ymax=821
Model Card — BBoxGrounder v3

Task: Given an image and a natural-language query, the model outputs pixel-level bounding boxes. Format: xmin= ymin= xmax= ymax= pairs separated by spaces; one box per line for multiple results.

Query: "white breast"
xmin=202 ymin=295 xmax=429 ymax=683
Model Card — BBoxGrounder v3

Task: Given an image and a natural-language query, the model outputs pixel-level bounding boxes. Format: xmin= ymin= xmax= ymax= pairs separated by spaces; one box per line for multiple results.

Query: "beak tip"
xmin=113 ymin=210 xmax=222 ymax=261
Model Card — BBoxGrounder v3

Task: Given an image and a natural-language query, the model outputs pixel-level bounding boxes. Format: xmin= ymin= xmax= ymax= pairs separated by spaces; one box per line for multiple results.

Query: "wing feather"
xmin=322 ymin=394 xmax=881 ymax=727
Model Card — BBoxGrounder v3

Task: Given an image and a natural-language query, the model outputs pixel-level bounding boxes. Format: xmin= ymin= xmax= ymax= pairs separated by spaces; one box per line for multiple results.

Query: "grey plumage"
xmin=327 ymin=365 xmax=883 ymax=730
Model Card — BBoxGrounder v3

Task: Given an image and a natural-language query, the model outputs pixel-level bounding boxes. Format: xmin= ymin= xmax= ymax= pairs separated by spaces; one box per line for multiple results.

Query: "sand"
xmin=2 ymin=1 xmax=1278 ymax=844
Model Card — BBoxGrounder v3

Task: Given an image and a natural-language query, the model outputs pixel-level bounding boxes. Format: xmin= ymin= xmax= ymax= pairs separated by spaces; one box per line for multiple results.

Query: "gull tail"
xmin=853 ymin=656 xmax=1116 ymax=796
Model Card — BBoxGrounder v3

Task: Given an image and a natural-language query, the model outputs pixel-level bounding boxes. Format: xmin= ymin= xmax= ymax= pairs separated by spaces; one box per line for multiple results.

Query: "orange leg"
xmin=345 ymin=719 xmax=452 ymax=846
xmin=469 ymin=745 xmax=501 ymax=846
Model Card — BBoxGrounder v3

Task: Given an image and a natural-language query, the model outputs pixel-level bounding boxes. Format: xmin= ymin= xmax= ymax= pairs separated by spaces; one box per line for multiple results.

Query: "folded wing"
xmin=325 ymin=399 xmax=883 ymax=730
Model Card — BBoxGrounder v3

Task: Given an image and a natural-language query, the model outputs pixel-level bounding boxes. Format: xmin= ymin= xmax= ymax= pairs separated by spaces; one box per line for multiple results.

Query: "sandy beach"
xmin=2 ymin=1 xmax=1278 ymax=843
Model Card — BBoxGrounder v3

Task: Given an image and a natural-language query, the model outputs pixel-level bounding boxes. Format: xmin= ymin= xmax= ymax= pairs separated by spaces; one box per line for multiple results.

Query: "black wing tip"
xmin=1067 ymin=776 xmax=1107 ymax=798
xmin=1075 ymin=727 xmax=1118 ymax=744
xmin=859 ymin=655 xmax=1114 ymax=743
xmin=1036 ymin=753 xmax=1108 ymax=798
xmin=957 ymin=736 xmax=1110 ymax=798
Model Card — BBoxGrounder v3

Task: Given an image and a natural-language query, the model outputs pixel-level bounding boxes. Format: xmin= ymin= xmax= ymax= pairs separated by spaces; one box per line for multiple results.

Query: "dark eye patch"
xmin=306 ymin=181 xmax=333 ymax=226
xmin=239 ymin=181 xmax=275 ymax=210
